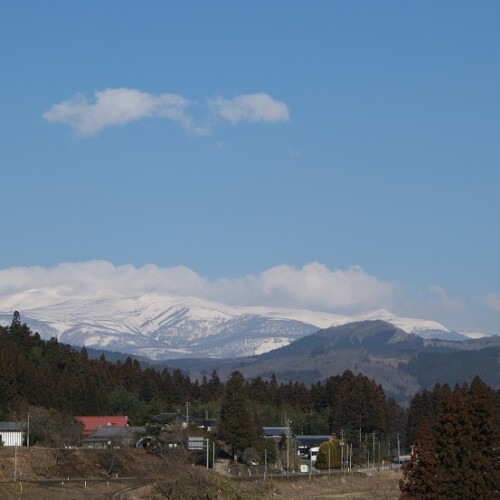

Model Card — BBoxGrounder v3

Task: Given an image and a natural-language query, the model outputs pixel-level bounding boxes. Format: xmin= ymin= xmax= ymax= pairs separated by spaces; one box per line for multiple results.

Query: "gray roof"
xmin=88 ymin=426 xmax=145 ymax=439
xmin=153 ymin=413 xmax=200 ymax=424
xmin=295 ymin=435 xmax=333 ymax=447
xmin=263 ymin=426 xmax=289 ymax=437
xmin=0 ymin=422 xmax=21 ymax=432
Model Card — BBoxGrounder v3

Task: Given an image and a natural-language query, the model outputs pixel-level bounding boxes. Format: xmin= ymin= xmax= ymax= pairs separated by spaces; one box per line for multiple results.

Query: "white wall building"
xmin=0 ymin=422 xmax=23 ymax=447
xmin=309 ymin=446 xmax=319 ymax=463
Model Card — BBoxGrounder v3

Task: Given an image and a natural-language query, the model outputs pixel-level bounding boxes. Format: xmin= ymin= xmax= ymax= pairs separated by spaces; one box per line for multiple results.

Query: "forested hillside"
xmin=402 ymin=347 xmax=500 ymax=389
xmin=2 ymin=312 xmax=499 ymax=495
xmin=159 ymin=320 xmax=499 ymax=406
xmin=0 ymin=315 xmax=406 ymax=455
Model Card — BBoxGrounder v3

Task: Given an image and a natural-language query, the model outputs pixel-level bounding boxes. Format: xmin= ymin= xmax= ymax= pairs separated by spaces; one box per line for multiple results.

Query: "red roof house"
xmin=75 ymin=416 xmax=129 ymax=436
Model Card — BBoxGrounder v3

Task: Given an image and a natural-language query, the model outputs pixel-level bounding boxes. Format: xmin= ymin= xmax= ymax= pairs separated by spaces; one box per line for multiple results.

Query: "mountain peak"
xmin=0 ymin=294 xmax=462 ymax=359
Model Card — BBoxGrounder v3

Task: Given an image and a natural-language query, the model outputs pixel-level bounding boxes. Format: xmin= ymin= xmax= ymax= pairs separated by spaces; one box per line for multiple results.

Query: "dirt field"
xmin=0 ymin=446 xmax=168 ymax=499
xmin=249 ymin=470 xmax=402 ymax=499
xmin=0 ymin=447 xmax=402 ymax=499
xmin=0 ymin=446 xmax=172 ymax=481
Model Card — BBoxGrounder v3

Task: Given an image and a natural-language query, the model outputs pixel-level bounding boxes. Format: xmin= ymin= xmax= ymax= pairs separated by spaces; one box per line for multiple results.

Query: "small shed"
xmin=0 ymin=422 xmax=23 ymax=447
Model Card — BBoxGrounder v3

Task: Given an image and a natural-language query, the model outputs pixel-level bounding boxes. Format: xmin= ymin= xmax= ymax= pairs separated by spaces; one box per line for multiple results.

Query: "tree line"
xmin=0 ymin=316 xmax=404 ymax=450
xmin=2 ymin=313 xmax=499 ymax=495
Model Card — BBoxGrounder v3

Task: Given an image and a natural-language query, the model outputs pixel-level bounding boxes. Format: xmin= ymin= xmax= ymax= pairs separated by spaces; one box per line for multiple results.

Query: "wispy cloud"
xmin=43 ymin=88 xmax=289 ymax=136
xmin=208 ymin=93 xmax=290 ymax=124
xmin=0 ymin=261 xmax=395 ymax=313
xmin=482 ymin=293 xmax=500 ymax=312
xmin=426 ymin=285 xmax=465 ymax=311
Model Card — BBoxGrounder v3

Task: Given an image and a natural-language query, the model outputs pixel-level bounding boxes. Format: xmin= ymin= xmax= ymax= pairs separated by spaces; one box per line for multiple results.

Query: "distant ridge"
xmin=0 ymin=292 xmax=493 ymax=360
xmin=259 ymin=320 xmax=425 ymax=359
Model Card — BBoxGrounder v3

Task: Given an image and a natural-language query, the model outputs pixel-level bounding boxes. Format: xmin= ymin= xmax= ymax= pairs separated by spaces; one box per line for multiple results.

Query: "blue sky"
xmin=1 ymin=2 xmax=499 ymax=333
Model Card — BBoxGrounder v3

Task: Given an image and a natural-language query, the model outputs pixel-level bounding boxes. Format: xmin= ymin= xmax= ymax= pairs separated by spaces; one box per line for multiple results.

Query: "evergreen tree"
xmin=11 ymin=311 xmax=21 ymax=329
xmin=401 ymin=379 xmax=500 ymax=498
xmin=218 ymin=371 xmax=262 ymax=460
xmin=465 ymin=377 xmax=500 ymax=495
xmin=400 ymin=418 xmax=443 ymax=498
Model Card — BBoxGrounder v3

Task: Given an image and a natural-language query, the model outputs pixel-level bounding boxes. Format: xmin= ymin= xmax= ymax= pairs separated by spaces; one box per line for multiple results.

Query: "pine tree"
xmin=218 ymin=371 xmax=262 ymax=460
xmin=11 ymin=311 xmax=21 ymax=329
xmin=400 ymin=418 xmax=443 ymax=499
xmin=465 ymin=377 xmax=500 ymax=495
xmin=401 ymin=379 xmax=500 ymax=498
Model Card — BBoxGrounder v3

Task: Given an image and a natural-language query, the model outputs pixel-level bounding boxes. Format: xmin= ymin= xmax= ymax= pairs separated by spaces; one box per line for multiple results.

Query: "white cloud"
xmin=0 ymin=261 xmax=396 ymax=313
xmin=43 ymin=88 xmax=289 ymax=136
xmin=208 ymin=93 xmax=290 ymax=124
xmin=42 ymin=88 xmax=198 ymax=136
xmin=255 ymin=263 xmax=395 ymax=310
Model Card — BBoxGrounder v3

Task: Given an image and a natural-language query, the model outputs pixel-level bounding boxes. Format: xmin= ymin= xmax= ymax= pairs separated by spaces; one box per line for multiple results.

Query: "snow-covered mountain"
xmin=0 ymin=292 xmax=485 ymax=359
xmin=347 ymin=309 xmax=470 ymax=341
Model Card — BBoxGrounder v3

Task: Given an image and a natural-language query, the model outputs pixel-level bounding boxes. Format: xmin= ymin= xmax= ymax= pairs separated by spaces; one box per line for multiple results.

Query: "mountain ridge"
xmin=0 ymin=292 xmax=493 ymax=359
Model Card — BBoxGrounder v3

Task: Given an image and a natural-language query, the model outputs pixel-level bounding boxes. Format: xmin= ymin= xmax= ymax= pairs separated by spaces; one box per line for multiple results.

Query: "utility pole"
xmin=286 ymin=420 xmax=292 ymax=478
xmin=340 ymin=429 xmax=345 ymax=472
xmin=372 ymin=433 xmax=376 ymax=466
xmin=397 ymin=434 xmax=401 ymax=464
xmin=185 ymin=401 xmax=190 ymax=425
xmin=27 ymin=412 xmax=30 ymax=448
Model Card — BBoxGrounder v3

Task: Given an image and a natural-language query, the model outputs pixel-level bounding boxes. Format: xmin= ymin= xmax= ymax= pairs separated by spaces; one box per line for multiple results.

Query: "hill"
xmin=163 ymin=320 xmax=500 ymax=404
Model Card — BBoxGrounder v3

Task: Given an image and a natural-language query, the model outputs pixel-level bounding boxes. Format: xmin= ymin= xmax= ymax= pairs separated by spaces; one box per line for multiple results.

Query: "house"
xmin=203 ymin=418 xmax=218 ymax=433
xmin=263 ymin=426 xmax=289 ymax=440
xmin=75 ymin=416 xmax=129 ymax=437
xmin=153 ymin=412 xmax=200 ymax=428
xmin=82 ymin=426 xmax=145 ymax=449
xmin=0 ymin=422 xmax=23 ymax=447
xmin=294 ymin=435 xmax=333 ymax=459
xmin=74 ymin=416 xmax=145 ymax=448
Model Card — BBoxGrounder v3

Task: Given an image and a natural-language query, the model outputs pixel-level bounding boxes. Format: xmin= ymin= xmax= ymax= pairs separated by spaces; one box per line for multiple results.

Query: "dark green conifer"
xmin=218 ymin=371 xmax=263 ymax=460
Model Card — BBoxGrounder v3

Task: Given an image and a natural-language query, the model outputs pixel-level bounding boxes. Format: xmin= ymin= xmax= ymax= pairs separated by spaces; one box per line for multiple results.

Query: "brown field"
xmin=243 ymin=470 xmax=402 ymax=499
xmin=0 ymin=447 xmax=402 ymax=499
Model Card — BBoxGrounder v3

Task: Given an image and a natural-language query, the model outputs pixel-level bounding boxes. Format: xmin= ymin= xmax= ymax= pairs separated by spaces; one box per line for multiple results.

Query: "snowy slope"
xmin=347 ymin=309 xmax=468 ymax=340
xmin=0 ymin=292 xmax=477 ymax=359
